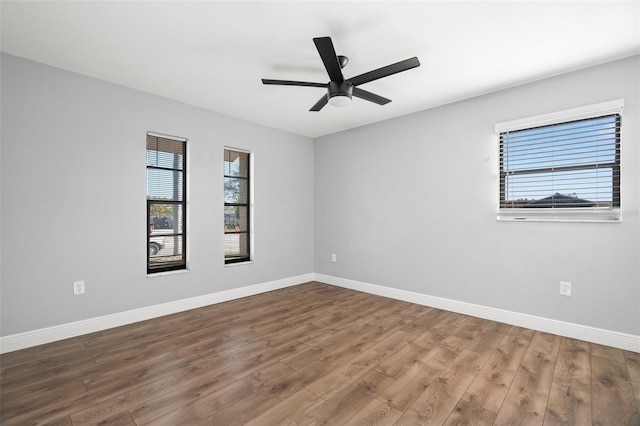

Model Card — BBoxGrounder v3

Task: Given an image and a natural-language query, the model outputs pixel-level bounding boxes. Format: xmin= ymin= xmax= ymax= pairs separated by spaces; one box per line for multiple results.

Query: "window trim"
xmin=495 ymin=100 xmax=624 ymax=222
xmin=146 ymin=132 xmax=188 ymax=274
xmin=495 ymin=99 xmax=624 ymax=134
xmin=224 ymin=147 xmax=252 ymax=264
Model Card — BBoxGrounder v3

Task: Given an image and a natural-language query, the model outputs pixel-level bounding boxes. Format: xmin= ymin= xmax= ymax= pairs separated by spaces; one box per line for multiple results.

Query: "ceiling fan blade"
xmin=309 ymin=94 xmax=328 ymax=112
xmin=313 ymin=37 xmax=344 ymax=82
xmin=352 ymin=87 xmax=391 ymax=105
xmin=262 ymin=79 xmax=326 ymax=88
xmin=349 ymin=57 xmax=420 ymax=87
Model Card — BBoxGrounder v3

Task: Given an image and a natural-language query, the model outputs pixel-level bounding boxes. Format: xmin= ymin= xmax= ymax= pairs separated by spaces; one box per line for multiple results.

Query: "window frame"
xmin=224 ymin=148 xmax=251 ymax=264
xmin=495 ymin=100 xmax=623 ymax=222
xmin=146 ymin=132 xmax=187 ymax=274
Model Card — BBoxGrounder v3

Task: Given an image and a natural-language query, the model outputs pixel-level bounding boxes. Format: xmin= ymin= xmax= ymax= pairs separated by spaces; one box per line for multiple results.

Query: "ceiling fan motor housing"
xmin=328 ymin=81 xmax=353 ymax=102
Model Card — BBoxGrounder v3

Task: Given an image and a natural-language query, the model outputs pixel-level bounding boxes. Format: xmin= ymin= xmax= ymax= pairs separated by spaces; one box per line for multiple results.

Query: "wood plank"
xmin=1 ymin=351 xmax=96 ymax=390
xmin=541 ymin=337 xmax=593 ymax=425
xmin=82 ymin=353 xmax=206 ymax=394
xmin=71 ymin=359 xmax=220 ymax=425
xmin=91 ymin=335 xmax=199 ymax=364
xmin=450 ymin=316 xmax=490 ymax=343
xmin=93 ymin=411 xmax=137 ymax=426
xmin=124 ymin=341 xmax=307 ymax=425
xmin=369 ymin=329 xmax=413 ymax=354
xmin=591 ymin=343 xmax=626 ymax=363
xmin=543 ymin=383 xmax=591 ymax=426
xmin=300 ymin=369 xmax=394 ymax=425
xmin=378 ymin=338 xmax=467 ymax=412
xmin=551 ymin=338 xmax=591 ymax=394
xmin=377 ymin=354 xmax=444 ymax=412
xmin=591 ymin=355 xmax=640 ymax=425
xmin=243 ymin=389 xmax=324 ymax=426
xmin=2 ymin=344 xmax=95 ymax=383
xmin=430 ymin=312 xmax=469 ymax=336
xmin=624 ymin=350 xmax=640 ymax=412
xmin=529 ymin=331 xmax=562 ymax=357
xmin=280 ymin=345 xmax=324 ymax=371
xmin=347 ymin=398 xmax=403 ymax=426
xmin=399 ymin=306 xmax=450 ymax=335
xmin=0 ymin=339 xmax=95 ymax=371
xmin=295 ymin=307 xmax=370 ymax=344
xmin=0 ymin=378 xmax=87 ymax=420
xmin=199 ymin=360 xmax=335 ymax=425
xmin=465 ymin=321 xmax=511 ymax=357
xmin=443 ymin=398 xmax=497 ymax=426
xmin=145 ymin=361 xmax=296 ymax=425
xmin=493 ymin=332 xmax=560 ymax=426
xmin=311 ymin=325 xmax=397 ymax=367
xmin=373 ymin=340 xmax=435 ymax=379
xmin=463 ymin=326 xmax=535 ymax=414
xmin=305 ymin=349 xmax=390 ymax=400
xmin=396 ymin=349 xmax=484 ymax=425
xmin=41 ymin=415 xmax=74 ymax=426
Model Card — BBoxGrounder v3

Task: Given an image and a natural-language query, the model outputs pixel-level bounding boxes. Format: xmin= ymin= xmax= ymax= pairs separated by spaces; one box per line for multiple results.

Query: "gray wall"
xmin=1 ymin=54 xmax=314 ymax=336
xmin=2 ymin=53 xmax=638 ymax=339
xmin=315 ymin=56 xmax=640 ymax=335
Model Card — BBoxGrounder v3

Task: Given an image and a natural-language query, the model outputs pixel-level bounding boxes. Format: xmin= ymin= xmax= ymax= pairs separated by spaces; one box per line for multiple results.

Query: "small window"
xmin=147 ymin=133 xmax=187 ymax=273
xmin=224 ymin=149 xmax=250 ymax=263
xmin=497 ymin=101 xmax=622 ymax=222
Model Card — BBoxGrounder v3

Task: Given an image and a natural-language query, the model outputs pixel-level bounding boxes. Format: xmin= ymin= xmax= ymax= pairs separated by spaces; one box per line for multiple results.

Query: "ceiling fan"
xmin=262 ymin=37 xmax=420 ymax=111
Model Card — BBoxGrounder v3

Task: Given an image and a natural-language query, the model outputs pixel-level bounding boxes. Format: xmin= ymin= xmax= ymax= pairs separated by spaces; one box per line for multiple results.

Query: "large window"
xmin=224 ymin=149 xmax=250 ymax=263
xmin=146 ymin=133 xmax=187 ymax=273
xmin=497 ymin=100 xmax=622 ymax=222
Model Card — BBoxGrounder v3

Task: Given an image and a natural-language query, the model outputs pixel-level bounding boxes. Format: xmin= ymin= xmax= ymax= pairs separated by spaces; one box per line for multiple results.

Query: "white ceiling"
xmin=2 ymin=1 xmax=639 ymax=138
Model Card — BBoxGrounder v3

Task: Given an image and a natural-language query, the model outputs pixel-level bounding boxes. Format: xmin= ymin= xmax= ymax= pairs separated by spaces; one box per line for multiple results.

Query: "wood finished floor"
xmin=1 ymin=282 xmax=639 ymax=425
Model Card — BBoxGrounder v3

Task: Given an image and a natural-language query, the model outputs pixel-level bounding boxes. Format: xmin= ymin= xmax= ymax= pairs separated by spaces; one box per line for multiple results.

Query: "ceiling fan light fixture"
xmin=328 ymin=81 xmax=353 ymax=107
xmin=328 ymin=93 xmax=352 ymax=107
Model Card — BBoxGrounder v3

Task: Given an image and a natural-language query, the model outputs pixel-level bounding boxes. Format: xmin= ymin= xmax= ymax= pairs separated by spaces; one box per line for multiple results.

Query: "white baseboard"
xmin=314 ymin=273 xmax=640 ymax=353
xmin=0 ymin=273 xmax=312 ymax=354
xmin=3 ymin=272 xmax=638 ymax=354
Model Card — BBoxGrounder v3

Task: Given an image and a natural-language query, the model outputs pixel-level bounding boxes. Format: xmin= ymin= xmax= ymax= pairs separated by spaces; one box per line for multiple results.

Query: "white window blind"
xmin=496 ymin=100 xmax=623 ymax=222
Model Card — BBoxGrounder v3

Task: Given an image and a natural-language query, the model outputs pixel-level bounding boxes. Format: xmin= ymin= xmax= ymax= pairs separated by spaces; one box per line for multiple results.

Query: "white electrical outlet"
xmin=73 ymin=280 xmax=85 ymax=296
xmin=331 ymin=253 xmax=337 ymax=262
xmin=560 ymin=281 xmax=572 ymax=297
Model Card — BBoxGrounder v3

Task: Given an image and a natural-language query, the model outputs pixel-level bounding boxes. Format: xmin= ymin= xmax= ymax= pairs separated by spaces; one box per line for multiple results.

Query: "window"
xmin=496 ymin=100 xmax=623 ymax=222
xmin=224 ymin=149 xmax=250 ymax=263
xmin=147 ymin=133 xmax=187 ymax=273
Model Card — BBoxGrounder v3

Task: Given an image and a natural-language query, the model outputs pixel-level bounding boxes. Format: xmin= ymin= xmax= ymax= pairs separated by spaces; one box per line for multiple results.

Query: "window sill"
xmin=225 ymin=260 xmax=254 ymax=267
xmin=497 ymin=208 xmax=621 ymax=223
xmin=147 ymin=268 xmax=190 ymax=278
